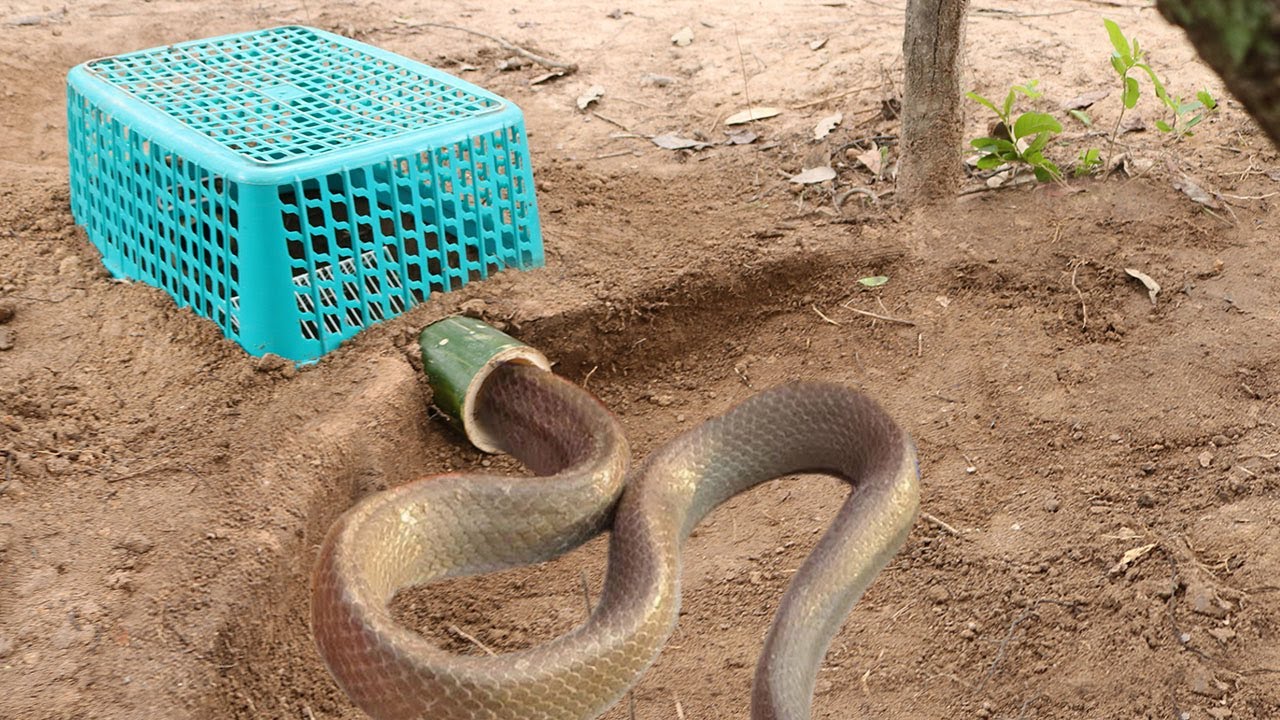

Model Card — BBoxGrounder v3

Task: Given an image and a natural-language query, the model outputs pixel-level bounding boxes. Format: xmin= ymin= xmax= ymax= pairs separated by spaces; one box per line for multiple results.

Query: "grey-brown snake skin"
xmin=312 ymin=362 xmax=919 ymax=720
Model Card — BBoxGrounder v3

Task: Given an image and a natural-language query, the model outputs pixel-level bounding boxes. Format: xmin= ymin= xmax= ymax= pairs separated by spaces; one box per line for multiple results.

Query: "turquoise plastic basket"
xmin=67 ymin=26 xmax=544 ymax=363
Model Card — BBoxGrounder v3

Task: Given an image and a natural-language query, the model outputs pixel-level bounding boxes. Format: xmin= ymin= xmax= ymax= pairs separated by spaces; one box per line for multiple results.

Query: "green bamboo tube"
xmin=418 ymin=315 xmax=550 ymax=453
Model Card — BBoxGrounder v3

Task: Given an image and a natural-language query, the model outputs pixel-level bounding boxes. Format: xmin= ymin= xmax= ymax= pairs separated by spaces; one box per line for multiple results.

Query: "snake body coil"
xmin=312 ymin=362 xmax=919 ymax=720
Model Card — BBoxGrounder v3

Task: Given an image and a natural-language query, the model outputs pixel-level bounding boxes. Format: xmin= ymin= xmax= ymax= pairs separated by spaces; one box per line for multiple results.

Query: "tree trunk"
xmin=898 ymin=0 xmax=971 ymax=206
xmin=1156 ymin=0 xmax=1280 ymax=149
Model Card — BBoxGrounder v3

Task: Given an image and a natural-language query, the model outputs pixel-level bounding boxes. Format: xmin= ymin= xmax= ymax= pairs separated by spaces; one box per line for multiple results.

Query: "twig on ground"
xmin=592 ymin=112 xmax=643 ymax=135
xmin=980 ymin=599 xmax=1080 ymax=689
xmin=792 ymin=82 xmax=883 ymax=110
xmin=395 ymin=20 xmax=578 ymax=74
xmin=1069 ymin=256 xmax=1088 ymax=331
xmin=840 ymin=301 xmax=916 ymax=326
xmin=974 ymin=7 xmax=1077 ymax=18
xmin=921 ymin=512 xmax=963 ymax=537
xmin=813 ymin=305 xmax=842 ymax=326
xmin=448 ymin=625 xmax=497 ymax=656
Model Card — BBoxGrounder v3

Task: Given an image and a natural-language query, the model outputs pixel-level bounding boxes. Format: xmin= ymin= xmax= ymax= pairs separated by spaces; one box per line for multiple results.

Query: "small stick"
xmin=582 ymin=365 xmax=598 ymax=390
xmin=812 ymin=305 xmax=842 ymax=326
xmin=592 ymin=112 xmax=642 ymax=135
xmin=921 ymin=512 xmax=962 ymax=537
xmin=448 ymin=625 xmax=497 ymax=656
xmin=674 ymin=695 xmax=686 ymax=720
xmin=591 ymin=149 xmax=639 ymax=160
xmin=1069 ymin=258 xmax=1088 ymax=331
xmin=628 ymin=691 xmax=637 ymax=720
xmin=916 ymin=332 xmax=923 ymax=357
xmin=791 ymin=82 xmax=882 ymax=110
xmin=840 ymin=303 xmax=916 ymax=326
xmin=397 ymin=20 xmax=578 ymax=73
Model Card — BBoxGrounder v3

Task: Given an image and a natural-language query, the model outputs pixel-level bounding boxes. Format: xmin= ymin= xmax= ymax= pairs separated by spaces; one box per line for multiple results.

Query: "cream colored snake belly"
xmin=312 ymin=362 xmax=919 ymax=720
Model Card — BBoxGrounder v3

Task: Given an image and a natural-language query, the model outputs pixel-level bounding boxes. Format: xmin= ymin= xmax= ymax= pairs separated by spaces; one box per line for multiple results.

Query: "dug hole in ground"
xmin=0 ymin=1 xmax=1277 ymax=718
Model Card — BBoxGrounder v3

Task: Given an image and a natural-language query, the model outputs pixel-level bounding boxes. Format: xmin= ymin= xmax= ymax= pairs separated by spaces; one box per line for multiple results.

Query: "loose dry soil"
xmin=1 ymin=1 xmax=1278 ymax=719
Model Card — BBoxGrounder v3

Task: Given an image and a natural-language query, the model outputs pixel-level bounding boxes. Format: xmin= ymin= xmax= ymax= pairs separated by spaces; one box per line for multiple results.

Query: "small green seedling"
xmin=1074 ymin=148 xmax=1102 ymax=177
xmin=1155 ymin=89 xmax=1218 ymax=136
xmin=1068 ymin=109 xmax=1093 ymax=128
xmin=1104 ymin=19 xmax=1218 ymax=144
xmin=967 ymin=80 xmax=1064 ymax=182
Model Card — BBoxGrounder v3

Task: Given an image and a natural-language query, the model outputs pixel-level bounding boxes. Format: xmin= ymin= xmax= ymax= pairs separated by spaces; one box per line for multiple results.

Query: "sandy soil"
xmin=2 ymin=1 xmax=1278 ymax=719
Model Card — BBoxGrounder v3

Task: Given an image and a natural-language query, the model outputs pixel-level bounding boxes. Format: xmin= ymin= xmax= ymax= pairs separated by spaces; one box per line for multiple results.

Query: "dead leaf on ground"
xmin=725 ymin=106 xmax=782 ymax=126
xmin=1171 ymin=174 xmax=1222 ymax=210
xmin=651 ymin=133 xmax=710 ymax=150
xmin=576 ymin=85 xmax=605 ymax=111
xmin=789 ymin=166 xmax=837 ymax=184
xmin=530 ymin=70 xmax=567 ymax=85
xmin=1122 ymin=156 xmax=1154 ymax=177
xmin=671 ymin=26 xmax=694 ymax=46
xmin=725 ymin=130 xmax=758 ymax=145
xmin=1108 ymin=542 xmax=1157 ymax=575
xmin=856 ymin=145 xmax=883 ymax=177
xmin=813 ymin=112 xmax=842 ymax=140
xmin=1120 ymin=114 xmax=1147 ymax=134
xmin=1124 ymin=268 xmax=1161 ymax=306
xmin=1061 ymin=89 xmax=1111 ymax=111
xmin=808 ymin=37 xmax=828 ymax=50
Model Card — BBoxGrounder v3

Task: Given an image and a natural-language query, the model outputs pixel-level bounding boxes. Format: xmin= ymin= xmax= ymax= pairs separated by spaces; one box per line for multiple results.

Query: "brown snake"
xmin=312 ymin=362 xmax=919 ymax=720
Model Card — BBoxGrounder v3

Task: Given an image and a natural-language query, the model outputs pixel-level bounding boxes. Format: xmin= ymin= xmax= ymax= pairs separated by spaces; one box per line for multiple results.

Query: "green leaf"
xmin=1002 ymin=89 xmax=1017 ymax=117
xmin=1177 ymin=100 xmax=1204 ymax=115
xmin=1068 ymin=109 xmax=1093 ymax=127
xmin=1033 ymin=165 xmax=1054 ymax=183
xmin=1155 ymin=119 xmax=1173 ymax=132
xmin=1036 ymin=159 xmax=1062 ymax=181
xmin=1123 ymin=76 xmax=1140 ymax=108
xmin=1132 ymin=37 xmax=1141 ymax=61
xmin=1084 ymin=148 xmax=1100 ymax=163
xmin=1110 ymin=55 xmax=1126 ymax=76
xmin=1013 ymin=111 xmax=1062 ymax=139
xmin=1026 ymin=131 xmax=1053 ymax=154
xmin=1134 ymin=63 xmax=1168 ymax=101
xmin=967 ymin=91 xmax=1001 ymax=116
xmin=975 ymin=155 xmax=1006 ymax=170
xmin=1104 ymin=19 xmax=1132 ymax=65
xmin=1197 ymin=90 xmax=1217 ymax=110
xmin=972 ymin=137 xmax=1018 ymax=155
xmin=1013 ymin=80 xmax=1042 ymax=100
xmin=1184 ymin=114 xmax=1204 ymax=130
xmin=858 ymin=276 xmax=889 ymax=288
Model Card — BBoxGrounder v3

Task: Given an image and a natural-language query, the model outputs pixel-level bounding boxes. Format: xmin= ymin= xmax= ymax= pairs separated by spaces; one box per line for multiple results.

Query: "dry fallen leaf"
xmin=724 ymin=130 xmax=758 ymax=145
xmin=671 ymin=26 xmax=694 ymax=46
xmin=808 ymin=37 xmax=828 ymax=51
xmin=725 ymin=106 xmax=782 ymax=126
xmin=789 ymin=166 xmax=837 ymax=184
xmin=576 ymin=85 xmax=605 ymax=111
xmin=651 ymin=133 xmax=710 ymax=150
xmin=1109 ymin=542 xmax=1157 ymax=575
xmin=813 ymin=112 xmax=842 ymax=140
xmin=1124 ymin=268 xmax=1161 ymax=306
xmin=1122 ymin=156 xmax=1154 ymax=177
xmin=1171 ymin=174 xmax=1222 ymax=209
xmin=1061 ymin=89 xmax=1111 ymax=111
xmin=529 ymin=70 xmax=567 ymax=85
xmin=856 ymin=145 xmax=883 ymax=177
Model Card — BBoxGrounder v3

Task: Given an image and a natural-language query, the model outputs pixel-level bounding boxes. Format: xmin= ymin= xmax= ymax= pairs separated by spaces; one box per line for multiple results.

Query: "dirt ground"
xmin=2 ymin=0 xmax=1279 ymax=718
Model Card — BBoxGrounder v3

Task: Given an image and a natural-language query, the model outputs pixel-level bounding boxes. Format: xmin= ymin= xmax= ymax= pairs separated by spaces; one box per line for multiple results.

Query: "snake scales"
xmin=312 ymin=361 xmax=919 ymax=720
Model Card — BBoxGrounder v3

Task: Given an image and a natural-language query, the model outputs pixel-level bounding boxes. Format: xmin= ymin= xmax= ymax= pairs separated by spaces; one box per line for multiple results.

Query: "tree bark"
xmin=1156 ymin=0 xmax=1280 ymax=149
xmin=898 ymin=0 xmax=971 ymax=207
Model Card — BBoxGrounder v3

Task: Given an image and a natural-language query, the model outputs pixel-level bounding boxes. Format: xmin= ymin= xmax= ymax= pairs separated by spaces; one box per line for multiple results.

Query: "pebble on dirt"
xmin=0 ymin=301 xmax=14 ymax=324
xmin=0 ymin=327 xmax=12 ymax=351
